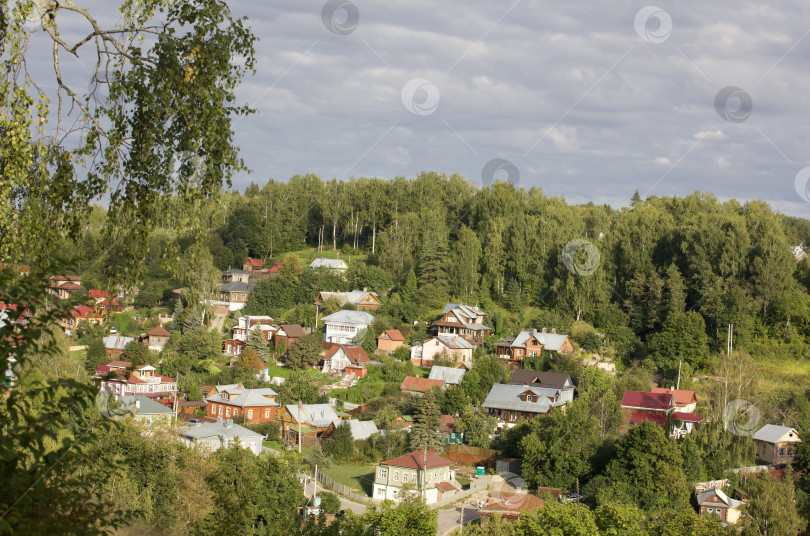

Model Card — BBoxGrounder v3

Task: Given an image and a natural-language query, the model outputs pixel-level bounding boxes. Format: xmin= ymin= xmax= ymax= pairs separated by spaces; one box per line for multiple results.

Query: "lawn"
xmin=322 ymin=465 xmax=375 ymax=497
xmin=262 ymin=439 xmax=311 ymax=456
xmin=286 ymin=248 xmax=368 ymax=268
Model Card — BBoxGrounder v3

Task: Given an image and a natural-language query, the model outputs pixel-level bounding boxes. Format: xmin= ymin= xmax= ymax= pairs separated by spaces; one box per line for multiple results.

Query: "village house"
xmin=275 ymin=323 xmax=306 ymax=349
xmin=48 ymin=274 xmax=83 ymax=300
xmin=752 ymin=425 xmax=802 ymax=465
xmin=696 ymin=488 xmax=744 ymax=526
xmin=242 ymin=258 xmax=278 ymax=281
xmin=410 ymin=335 xmax=475 ymax=367
xmin=117 ymin=395 xmax=174 ymax=427
xmin=115 ymin=284 xmax=140 ymax=303
xmin=650 ymin=387 xmax=698 ymax=413
xmin=377 ymin=329 xmax=405 ymax=353
xmin=222 ymin=268 xmax=250 ymax=284
xmin=509 ymin=370 xmax=575 ymax=404
xmin=95 ymin=361 xmax=177 ymax=398
xmin=322 ymin=310 xmax=375 ymax=345
xmin=482 ymin=383 xmax=570 ymax=425
xmin=143 ymin=325 xmax=171 ymax=351
xmin=232 ymin=315 xmax=275 ymax=341
xmin=495 ymin=328 xmax=574 ymax=367
xmin=431 ymin=304 xmax=491 ymax=346
xmin=275 ymin=404 xmax=343 ymax=445
xmin=206 ymin=384 xmax=279 ymax=423
xmin=314 ymin=289 xmax=381 ymax=311
xmin=400 ymin=376 xmax=445 ymax=395
xmin=102 ymin=335 xmax=136 ymax=360
xmin=440 ymin=415 xmax=464 ymax=445
xmin=217 ymin=280 xmax=254 ymax=311
xmin=222 ymin=339 xmax=246 ymax=357
xmin=620 ymin=390 xmax=702 ymax=438
xmin=178 ymin=418 xmax=265 ymax=455
xmin=307 ymin=258 xmax=349 ymax=273
xmin=60 ymin=305 xmax=104 ymax=336
xmin=372 ymin=449 xmax=457 ymax=504
xmin=428 ymin=366 xmax=467 ymax=386
xmin=322 ymin=345 xmax=370 ymax=377
xmin=86 ymin=290 xmax=123 ymax=314
xmin=478 ymin=494 xmax=546 ymax=523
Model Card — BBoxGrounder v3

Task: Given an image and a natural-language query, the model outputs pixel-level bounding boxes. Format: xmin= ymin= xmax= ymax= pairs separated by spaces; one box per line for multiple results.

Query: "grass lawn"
xmin=262 ymin=439 xmax=312 ymax=455
xmin=322 ymin=465 xmax=375 ymax=497
xmin=286 ymin=248 xmax=368 ymax=268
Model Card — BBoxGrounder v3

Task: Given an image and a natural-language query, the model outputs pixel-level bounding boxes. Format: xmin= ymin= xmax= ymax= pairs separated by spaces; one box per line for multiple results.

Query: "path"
xmin=437 ymin=501 xmax=481 ymax=536
xmin=301 ymin=473 xmax=368 ymax=515
xmin=210 ymin=311 xmax=227 ymax=335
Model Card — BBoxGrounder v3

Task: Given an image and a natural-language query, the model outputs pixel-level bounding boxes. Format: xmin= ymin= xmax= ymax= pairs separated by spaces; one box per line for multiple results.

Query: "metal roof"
xmin=321 ymin=310 xmax=375 ymax=326
xmin=284 ymin=404 xmax=341 ymax=428
xmin=208 ymin=387 xmax=278 ymax=408
xmin=179 ymin=418 xmax=264 ymax=440
xmin=696 ymin=488 xmax=742 ymax=509
xmin=428 ymin=366 xmax=467 ymax=385
xmin=482 ymin=384 xmax=561 ymax=414
xmin=117 ymin=395 xmax=174 ymax=415
xmin=221 ymin=281 xmax=253 ymax=292
xmin=435 ymin=335 xmax=475 ymax=349
xmin=752 ymin=424 xmax=800 ymax=443
xmin=102 ymin=335 xmax=136 ymax=351
xmin=308 ymin=258 xmax=348 ymax=269
xmin=348 ymin=420 xmax=379 ymax=440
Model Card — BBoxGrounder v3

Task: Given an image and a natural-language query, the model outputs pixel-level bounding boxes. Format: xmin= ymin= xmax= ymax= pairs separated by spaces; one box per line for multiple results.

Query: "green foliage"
xmin=409 ymin=389 xmax=443 ymax=451
xmin=317 ymin=491 xmax=341 ymax=514
xmin=121 ymin=340 xmax=152 ymax=366
xmin=247 ymin=325 xmax=270 ymax=361
xmin=740 ymin=476 xmax=807 ymax=536
xmin=514 ymin=500 xmax=598 ymax=535
xmin=282 ymin=334 xmax=323 ymax=369
xmin=648 ymin=311 xmax=709 ymax=380
xmin=333 ymin=489 xmax=438 ymax=536
xmin=456 ymin=405 xmax=497 ymax=448
xmin=326 ymin=421 xmax=355 ymax=462
xmin=275 ymin=369 xmax=325 ymax=405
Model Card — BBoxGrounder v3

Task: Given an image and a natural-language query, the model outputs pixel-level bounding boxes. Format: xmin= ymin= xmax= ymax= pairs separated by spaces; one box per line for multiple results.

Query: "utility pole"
xmin=458 ymin=498 xmax=465 ymax=535
xmin=576 ymin=478 xmax=580 ymax=512
xmin=298 ymin=399 xmax=303 ymax=454
xmin=423 ymin=447 xmax=427 ymax=503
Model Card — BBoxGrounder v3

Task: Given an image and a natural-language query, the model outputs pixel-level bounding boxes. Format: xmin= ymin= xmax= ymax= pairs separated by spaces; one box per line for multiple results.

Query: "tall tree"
xmin=409 ymin=389 xmax=442 ymax=451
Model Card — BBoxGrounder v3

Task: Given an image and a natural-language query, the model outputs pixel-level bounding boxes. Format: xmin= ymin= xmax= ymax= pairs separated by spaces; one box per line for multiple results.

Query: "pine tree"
xmin=400 ymin=268 xmax=417 ymax=304
xmin=416 ymin=244 xmax=450 ymax=309
xmin=630 ymin=189 xmax=642 ymax=207
xmin=409 ymin=389 xmax=443 ymax=451
xmin=182 ymin=305 xmax=203 ymax=334
xmin=246 ymin=326 xmax=269 ymax=361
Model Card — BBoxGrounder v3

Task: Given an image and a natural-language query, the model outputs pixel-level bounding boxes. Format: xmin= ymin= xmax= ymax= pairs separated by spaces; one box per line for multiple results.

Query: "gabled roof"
xmin=89 ymin=289 xmax=111 ymax=299
xmin=621 ymin=390 xmax=674 ymax=411
xmin=441 ymin=303 xmax=486 ymax=318
xmin=117 ymin=395 xmax=174 ymax=416
xmin=348 ymin=420 xmax=379 ymax=440
xmin=208 ymin=387 xmax=278 ymax=408
xmin=482 ymin=383 xmax=558 ymax=414
xmin=102 ymin=335 xmax=136 ymax=351
xmin=379 ymin=329 xmax=405 ymax=341
xmin=321 ymin=310 xmax=375 ymax=326
xmin=383 ymin=450 xmax=453 ymax=470
xmin=180 ymin=418 xmax=264 ymax=440
xmin=435 ymin=335 xmax=475 ymax=350
xmin=221 ymin=281 xmax=253 ymax=292
xmin=317 ymin=290 xmax=380 ymax=306
xmin=279 ymin=324 xmax=306 ymax=338
xmin=752 ymin=424 xmax=801 ymax=444
xmin=147 ymin=325 xmax=171 ymax=337
xmin=58 ymin=282 xmax=83 ymax=291
xmin=428 ymin=366 xmax=466 ymax=385
xmin=268 ymin=261 xmax=282 ymax=273
xmin=401 ymin=376 xmax=444 ymax=393
xmin=651 ymin=387 xmax=697 ymax=406
xmin=70 ymin=305 xmax=101 ymax=318
xmin=628 ymin=411 xmax=667 ymax=426
xmin=244 ymin=258 xmax=264 ymax=268
xmin=696 ymin=488 xmax=743 ymax=509
xmin=284 ymin=404 xmax=341 ymax=428
xmin=672 ymin=412 xmax=703 ymax=423
xmin=325 ymin=345 xmax=369 ymax=365
xmin=439 ymin=415 xmax=457 ymax=433
xmin=510 ymin=370 xmax=574 ymax=390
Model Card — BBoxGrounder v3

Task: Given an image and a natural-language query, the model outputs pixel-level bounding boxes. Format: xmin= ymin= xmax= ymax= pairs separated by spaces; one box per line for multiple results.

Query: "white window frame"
xmin=379 ymin=469 xmax=387 ymax=479
xmin=247 ymin=409 xmax=253 ymax=419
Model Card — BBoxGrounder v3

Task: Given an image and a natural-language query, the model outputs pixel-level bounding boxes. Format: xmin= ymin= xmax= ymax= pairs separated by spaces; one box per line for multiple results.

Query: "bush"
xmin=317 ymin=491 xmax=341 ymax=514
xmin=247 ymin=421 xmax=280 ymax=442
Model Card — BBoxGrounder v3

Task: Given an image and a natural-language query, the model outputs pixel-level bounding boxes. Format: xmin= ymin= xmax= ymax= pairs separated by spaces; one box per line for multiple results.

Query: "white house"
xmin=322 ymin=310 xmax=375 ymax=345
xmin=410 ymin=335 xmax=474 ymax=367
xmin=178 ymin=418 xmax=265 ymax=455
xmin=321 ymin=345 xmax=370 ymax=374
xmin=232 ymin=315 xmax=275 ymax=342
xmin=372 ymin=450 xmax=457 ymax=504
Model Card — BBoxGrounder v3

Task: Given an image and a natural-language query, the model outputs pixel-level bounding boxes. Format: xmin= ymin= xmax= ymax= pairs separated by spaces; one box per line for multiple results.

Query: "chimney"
xmin=363 ymin=287 xmax=368 ymax=292
xmin=429 ymin=446 xmax=435 ymax=454
xmin=551 ymin=328 xmax=556 ymax=334
xmin=670 ymin=386 xmax=675 ymax=391
xmin=237 ymin=382 xmax=244 ymax=389
xmin=542 ymin=328 xmax=547 ymax=334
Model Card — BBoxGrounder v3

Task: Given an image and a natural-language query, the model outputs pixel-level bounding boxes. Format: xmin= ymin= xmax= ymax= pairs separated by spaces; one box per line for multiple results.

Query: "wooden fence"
xmin=315 ymin=467 xmax=375 ymax=504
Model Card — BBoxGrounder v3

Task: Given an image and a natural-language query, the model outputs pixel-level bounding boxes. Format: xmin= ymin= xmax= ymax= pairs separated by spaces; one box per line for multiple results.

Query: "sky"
xmin=27 ymin=1 xmax=810 ymax=218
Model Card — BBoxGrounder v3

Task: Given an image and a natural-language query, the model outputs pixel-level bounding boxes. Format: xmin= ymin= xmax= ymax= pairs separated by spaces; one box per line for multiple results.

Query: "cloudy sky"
xmin=29 ymin=1 xmax=810 ymax=217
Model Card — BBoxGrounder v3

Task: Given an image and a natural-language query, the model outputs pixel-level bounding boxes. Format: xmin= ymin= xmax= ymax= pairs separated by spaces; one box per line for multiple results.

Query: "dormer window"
xmin=526 ymin=395 xmax=533 ymax=402
xmin=222 ymin=393 xmax=229 ymax=401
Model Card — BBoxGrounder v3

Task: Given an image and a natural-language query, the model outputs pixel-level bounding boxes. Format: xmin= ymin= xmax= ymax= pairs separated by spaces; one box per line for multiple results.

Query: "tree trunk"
xmin=332 ymin=222 xmax=337 ymax=251
xmin=372 ymin=222 xmax=377 ymax=254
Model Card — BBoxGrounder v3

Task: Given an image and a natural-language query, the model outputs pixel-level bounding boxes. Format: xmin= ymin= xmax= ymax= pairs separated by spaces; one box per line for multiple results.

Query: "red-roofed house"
xmin=400 ymin=376 xmax=445 ymax=395
xmin=377 ymin=329 xmax=405 ymax=353
xmin=242 ymin=258 xmax=265 ymax=272
xmin=143 ymin=325 xmax=171 ymax=351
xmin=621 ymin=390 xmax=702 ymax=438
xmin=96 ymin=362 xmax=177 ymax=398
xmin=478 ymin=494 xmax=546 ymax=522
xmin=372 ymin=449 xmax=457 ymax=504
xmin=275 ymin=324 xmax=305 ymax=349
xmin=322 ymin=345 xmax=370 ymax=377
xmin=60 ymin=305 xmax=103 ymax=336
xmin=651 ymin=387 xmax=698 ymax=413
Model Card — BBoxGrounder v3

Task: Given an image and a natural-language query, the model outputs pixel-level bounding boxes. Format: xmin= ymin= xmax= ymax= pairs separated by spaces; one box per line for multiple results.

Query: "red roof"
xmin=107 ymin=361 xmax=132 ymax=368
xmin=672 ymin=412 xmax=703 ymax=422
xmin=71 ymin=305 xmax=101 ymax=318
xmin=439 ymin=415 xmax=456 ymax=433
xmin=325 ymin=345 xmax=369 ymax=364
xmin=400 ymin=376 xmax=444 ymax=393
xmin=147 ymin=325 xmax=171 ymax=337
xmin=89 ymin=289 xmax=110 ymax=299
xmin=651 ymin=388 xmax=697 ymax=406
xmin=621 ymin=390 xmax=674 ymax=411
xmin=479 ymin=495 xmax=545 ymax=516
xmin=245 ymin=258 xmax=264 ymax=268
xmin=628 ymin=411 xmax=667 ymax=426
xmin=383 ymin=450 xmax=453 ymax=470
xmin=59 ymin=282 xmax=83 ymax=291
xmin=436 ymin=481 xmax=457 ymax=492
xmin=379 ymin=329 xmax=405 ymax=341
xmin=268 ymin=262 xmax=282 ymax=273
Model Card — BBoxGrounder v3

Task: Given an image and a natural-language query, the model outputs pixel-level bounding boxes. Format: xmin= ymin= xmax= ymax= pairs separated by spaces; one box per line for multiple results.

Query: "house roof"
xmin=696 ymin=488 xmax=743 ymax=509
xmin=117 ymin=395 xmax=174 ymax=416
xmin=628 ymin=411 xmax=667 ymax=426
xmin=479 ymin=495 xmax=545 ymax=516
xmin=71 ymin=305 xmax=101 ymax=318
xmin=317 ymin=290 xmax=380 ymax=306
xmin=89 ymin=289 xmax=111 ymax=299
xmin=752 ymin=424 xmax=801 ymax=444
xmin=283 ymin=404 xmax=341 ymax=428
xmin=223 ymin=269 xmax=248 ymax=275
xmin=651 ymin=387 xmax=697 ymax=406
xmin=672 ymin=412 xmax=703 ymax=423
xmin=510 ymin=370 xmax=574 ymax=390
xmin=435 ymin=335 xmax=475 ymax=350
xmin=108 ymin=360 xmax=133 ymax=368
xmin=268 ymin=261 xmax=282 ymax=273
xmin=383 ymin=450 xmax=453 ymax=470
xmin=379 ymin=329 xmax=405 ymax=341
xmin=308 ymin=258 xmax=348 ymax=270
xmin=58 ymin=282 xmax=83 ymax=291
xmin=621 ymin=390 xmax=674 ymax=411
xmin=482 ymin=383 xmax=558 ymax=414
xmin=325 ymin=345 xmax=369 ymax=365
xmin=436 ymin=481 xmax=457 ymax=493
xmin=532 ymin=331 xmax=571 ymax=352
xmin=348 ymin=420 xmax=379 ymax=440
xmin=245 ymin=258 xmax=264 ymax=268
xmin=102 ymin=335 xmax=136 ymax=351
xmin=439 ymin=415 xmax=457 ymax=434
xmin=208 ymin=387 xmax=278 ymax=408
xmin=221 ymin=281 xmax=253 ymax=292
xmin=400 ymin=376 xmax=445 ymax=393
xmin=442 ymin=303 xmax=486 ymax=318
xmin=179 ymin=418 xmax=264 ymax=440
xmin=321 ymin=310 xmax=375 ymax=326
xmin=428 ymin=366 xmax=467 ymax=385
xmin=147 ymin=325 xmax=171 ymax=337
xmin=279 ymin=324 xmax=306 ymax=338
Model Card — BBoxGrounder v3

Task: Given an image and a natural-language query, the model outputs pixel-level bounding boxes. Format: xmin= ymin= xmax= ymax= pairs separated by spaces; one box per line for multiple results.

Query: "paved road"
xmin=302 ymin=474 xmax=368 ymax=515
xmin=437 ymin=502 xmax=481 ymax=536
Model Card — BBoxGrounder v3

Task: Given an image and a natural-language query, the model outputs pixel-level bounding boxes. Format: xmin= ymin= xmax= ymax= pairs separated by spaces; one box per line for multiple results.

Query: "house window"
xmin=241 ymin=293 xmax=246 ymax=300
xmin=403 ymin=473 xmax=408 ymax=483
xmin=393 ymin=472 xmax=399 ymax=481
xmin=510 ymin=412 xmax=517 ymax=422
xmin=780 ymin=448 xmax=785 ymax=456
xmin=788 ymin=448 xmax=793 ymax=456
xmin=248 ymin=410 xmax=253 ymax=419
xmin=526 ymin=395 xmax=533 ymax=402
xmin=218 ymin=406 xmax=223 ymax=415
xmin=226 ymin=408 xmax=231 ymax=417
xmin=379 ymin=469 xmax=388 ymax=479
xmin=265 ymin=409 xmax=270 ymax=418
